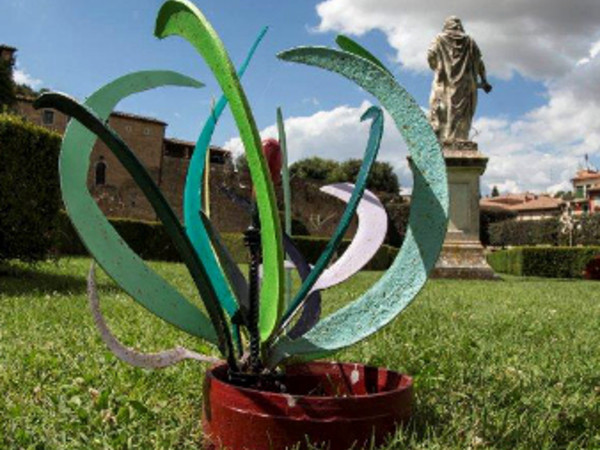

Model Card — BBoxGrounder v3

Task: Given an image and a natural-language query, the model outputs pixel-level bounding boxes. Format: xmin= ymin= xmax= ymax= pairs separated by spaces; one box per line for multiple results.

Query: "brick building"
xmin=6 ymin=43 xmax=363 ymax=238
xmin=15 ymin=94 xmax=237 ymax=222
xmin=571 ymin=169 xmax=600 ymax=215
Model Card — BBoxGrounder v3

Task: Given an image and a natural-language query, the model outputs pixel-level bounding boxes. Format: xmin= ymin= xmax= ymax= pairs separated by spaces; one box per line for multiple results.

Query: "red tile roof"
xmin=509 ymin=196 xmax=562 ymax=212
xmin=572 ymin=169 xmax=600 ymax=182
xmin=481 ymin=194 xmax=562 ymax=213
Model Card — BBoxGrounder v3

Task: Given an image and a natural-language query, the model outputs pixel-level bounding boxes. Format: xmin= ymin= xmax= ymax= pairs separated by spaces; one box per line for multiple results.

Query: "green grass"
xmin=1 ymin=257 xmax=599 ymax=449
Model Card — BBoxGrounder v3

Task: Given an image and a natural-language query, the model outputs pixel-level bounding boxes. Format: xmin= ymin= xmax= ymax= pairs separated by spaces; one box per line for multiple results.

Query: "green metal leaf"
xmin=183 ymin=26 xmax=268 ymax=319
xmin=335 ymin=35 xmax=393 ymax=75
xmin=277 ymin=107 xmax=293 ymax=309
xmin=156 ymin=0 xmax=284 ymax=343
xmin=276 ymin=105 xmax=384 ymax=336
xmin=36 ymin=71 xmax=219 ymax=346
xmin=267 ymin=47 xmax=449 ymax=367
xmin=35 ymin=89 xmax=235 ymax=363
xmin=199 ymin=211 xmax=249 ymax=317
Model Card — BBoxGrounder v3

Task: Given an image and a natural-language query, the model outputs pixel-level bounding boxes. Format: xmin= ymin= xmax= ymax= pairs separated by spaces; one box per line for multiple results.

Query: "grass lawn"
xmin=1 ymin=257 xmax=599 ymax=449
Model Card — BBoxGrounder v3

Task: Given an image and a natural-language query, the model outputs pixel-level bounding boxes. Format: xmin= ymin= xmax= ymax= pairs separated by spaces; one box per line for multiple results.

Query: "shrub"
xmin=487 ymin=246 xmax=600 ymax=278
xmin=488 ymin=218 xmax=562 ymax=247
xmin=54 ymin=213 xmax=181 ymax=261
xmin=0 ymin=114 xmax=61 ymax=262
xmin=289 ymin=157 xmax=339 ymax=182
xmin=54 ymin=213 xmax=398 ymax=270
xmin=488 ymin=214 xmax=600 ymax=248
xmin=573 ymin=214 xmax=600 ymax=245
xmin=480 ymin=205 xmax=517 ymax=246
xmin=329 ymin=159 xmax=400 ymax=194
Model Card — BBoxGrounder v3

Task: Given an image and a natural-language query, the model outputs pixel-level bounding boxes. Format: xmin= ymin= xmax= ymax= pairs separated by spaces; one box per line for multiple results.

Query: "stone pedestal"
xmin=432 ymin=141 xmax=497 ymax=279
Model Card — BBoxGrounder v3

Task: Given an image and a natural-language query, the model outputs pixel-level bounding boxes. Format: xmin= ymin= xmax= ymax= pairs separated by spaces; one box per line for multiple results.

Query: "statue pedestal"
xmin=432 ymin=141 xmax=497 ymax=279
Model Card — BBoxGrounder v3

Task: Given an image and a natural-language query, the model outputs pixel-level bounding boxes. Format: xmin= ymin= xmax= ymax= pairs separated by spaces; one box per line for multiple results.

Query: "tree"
xmin=14 ymin=83 xmax=42 ymax=98
xmin=491 ymin=185 xmax=500 ymax=197
xmin=290 ymin=157 xmax=339 ymax=181
xmin=329 ymin=159 xmax=400 ymax=193
xmin=554 ymin=190 xmax=574 ymax=201
xmin=0 ymin=59 xmax=15 ymax=111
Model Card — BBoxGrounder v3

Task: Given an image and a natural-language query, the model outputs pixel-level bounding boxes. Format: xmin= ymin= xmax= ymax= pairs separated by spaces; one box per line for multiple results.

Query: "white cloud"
xmin=315 ymin=0 xmax=600 ymax=80
xmin=224 ymin=101 xmax=414 ymax=188
xmin=223 ymin=64 xmax=599 ymax=195
xmin=473 ymin=56 xmax=600 ymax=193
xmin=13 ymin=67 xmax=42 ymax=88
xmin=303 ymin=0 xmax=600 ymax=195
xmin=224 ymin=13 xmax=600 ymax=196
xmin=578 ymin=38 xmax=600 ymax=65
xmin=547 ymin=180 xmax=573 ymax=195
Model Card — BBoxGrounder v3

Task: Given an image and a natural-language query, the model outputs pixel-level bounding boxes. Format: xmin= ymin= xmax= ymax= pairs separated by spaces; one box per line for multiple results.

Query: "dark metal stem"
xmin=244 ymin=201 xmax=262 ymax=373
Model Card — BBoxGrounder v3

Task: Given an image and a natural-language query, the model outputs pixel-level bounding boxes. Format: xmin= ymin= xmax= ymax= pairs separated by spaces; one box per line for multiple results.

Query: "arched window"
xmin=95 ymin=159 xmax=107 ymax=186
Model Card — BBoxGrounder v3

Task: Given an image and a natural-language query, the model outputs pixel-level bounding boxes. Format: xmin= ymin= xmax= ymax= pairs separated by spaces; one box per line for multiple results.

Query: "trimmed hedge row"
xmin=54 ymin=213 xmax=398 ymax=271
xmin=489 ymin=214 xmax=600 ymax=247
xmin=0 ymin=114 xmax=62 ymax=262
xmin=487 ymin=246 xmax=600 ymax=278
xmin=488 ymin=218 xmax=561 ymax=247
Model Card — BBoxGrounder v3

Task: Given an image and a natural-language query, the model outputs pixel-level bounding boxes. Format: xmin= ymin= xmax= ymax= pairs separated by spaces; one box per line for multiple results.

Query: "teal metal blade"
xmin=267 ymin=47 xmax=449 ymax=366
xmin=156 ymin=0 xmax=284 ymax=342
xmin=335 ymin=35 xmax=393 ymax=76
xmin=276 ymin=105 xmax=384 ymax=335
xmin=199 ymin=211 xmax=249 ymax=317
xmin=35 ymin=71 xmax=218 ymax=345
xmin=35 ymin=90 xmax=235 ymax=362
xmin=183 ymin=26 xmax=268 ymax=317
xmin=277 ymin=107 xmax=293 ymax=308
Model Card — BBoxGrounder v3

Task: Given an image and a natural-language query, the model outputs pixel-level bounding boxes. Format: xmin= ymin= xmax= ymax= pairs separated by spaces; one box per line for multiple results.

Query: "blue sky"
xmin=3 ymin=0 xmax=600 ymax=194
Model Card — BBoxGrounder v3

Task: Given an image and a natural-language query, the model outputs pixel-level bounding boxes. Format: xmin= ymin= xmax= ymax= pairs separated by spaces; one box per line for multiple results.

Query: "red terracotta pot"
xmin=202 ymin=361 xmax=413 ymax=450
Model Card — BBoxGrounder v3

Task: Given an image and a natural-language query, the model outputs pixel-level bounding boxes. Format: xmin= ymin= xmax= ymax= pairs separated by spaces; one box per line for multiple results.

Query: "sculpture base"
xmin=432 ymin=241 xmax=498 ymax=280
xmin=432 ymin=141 xmax=497 ymax=280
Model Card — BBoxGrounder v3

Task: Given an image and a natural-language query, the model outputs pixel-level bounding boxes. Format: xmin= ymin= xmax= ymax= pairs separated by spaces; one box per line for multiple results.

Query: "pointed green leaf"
xmin=277 ymin=107 xmax=293 ymax=308
xmin=268 ymin=47 xmax=448 ymax=366
xmin=156 ymin=0 xmax=284 ymax=342
xmin=183 ymin=26 xmax=268 ymax=318
xmin=335 ymin=35 xmax=393 ymax=75
xmin=276 ymin=105 xmax=384 ymax=336
xmin=36 ymin=88 xmax=235 ymax=362
xmin=37 ymin=71 xmax=218 ymax=345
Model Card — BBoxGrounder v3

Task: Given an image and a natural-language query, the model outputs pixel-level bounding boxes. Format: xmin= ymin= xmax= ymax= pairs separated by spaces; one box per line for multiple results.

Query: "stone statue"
xmin=427 ymin=16 xmax=492 ymax=144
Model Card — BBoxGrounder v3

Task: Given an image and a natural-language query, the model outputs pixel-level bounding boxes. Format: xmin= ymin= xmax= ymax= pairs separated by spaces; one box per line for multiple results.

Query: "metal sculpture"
xmin=34 ymin=0 xmax=448 ymax=377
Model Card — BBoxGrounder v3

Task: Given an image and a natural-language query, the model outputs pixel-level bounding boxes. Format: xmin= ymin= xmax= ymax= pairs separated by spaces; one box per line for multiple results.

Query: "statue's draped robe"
xmin=428 ymin=29 xmax=482 ymax=142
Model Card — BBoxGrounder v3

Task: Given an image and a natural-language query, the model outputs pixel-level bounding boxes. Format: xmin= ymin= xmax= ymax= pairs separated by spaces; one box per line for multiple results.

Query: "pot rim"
xmin=206 ymin=360 xmax=413 ymax=402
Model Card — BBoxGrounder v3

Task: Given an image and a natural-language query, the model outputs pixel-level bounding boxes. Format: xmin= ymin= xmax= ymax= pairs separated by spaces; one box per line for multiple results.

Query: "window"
xmin=42 ymin=110 xmax=54 ymax=125
xmin=95 ymin=160 xmax=107 ymax=186
xmin=125 ymin=125 xmax=132 ymax=133
xmin=143 ymin=127 xmax=150 ymax=136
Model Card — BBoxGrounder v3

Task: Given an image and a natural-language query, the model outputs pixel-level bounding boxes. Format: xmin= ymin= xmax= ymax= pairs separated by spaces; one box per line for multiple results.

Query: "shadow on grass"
xmin=404 ymin=397 xmax=447 ymax=441
xmin=0 ymin=261 xmax=116 ymax=296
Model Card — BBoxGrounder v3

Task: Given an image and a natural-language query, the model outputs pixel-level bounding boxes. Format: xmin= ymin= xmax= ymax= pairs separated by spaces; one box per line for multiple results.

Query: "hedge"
xmin=489 ymin=214 xmax=600 ymax=247
xmin=54 ymin=213 xmax=398 ymax=271
xmin=0 ymin=114 xmax=62 ymax=262
xmin=572 ymin=214 xmax=600 ymax=245
xmin=487 ymin=246 xmax=600 ymax=278
xmin=488 ymin=218 xmax=562 ymax=247
xmin=480 ymin=205 xmax=517 ymax=246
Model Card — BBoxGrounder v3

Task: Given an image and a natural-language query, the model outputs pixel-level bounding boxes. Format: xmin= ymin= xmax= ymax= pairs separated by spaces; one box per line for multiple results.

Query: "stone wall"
xmin=14 ymin=98 xmax=372 ymax=239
